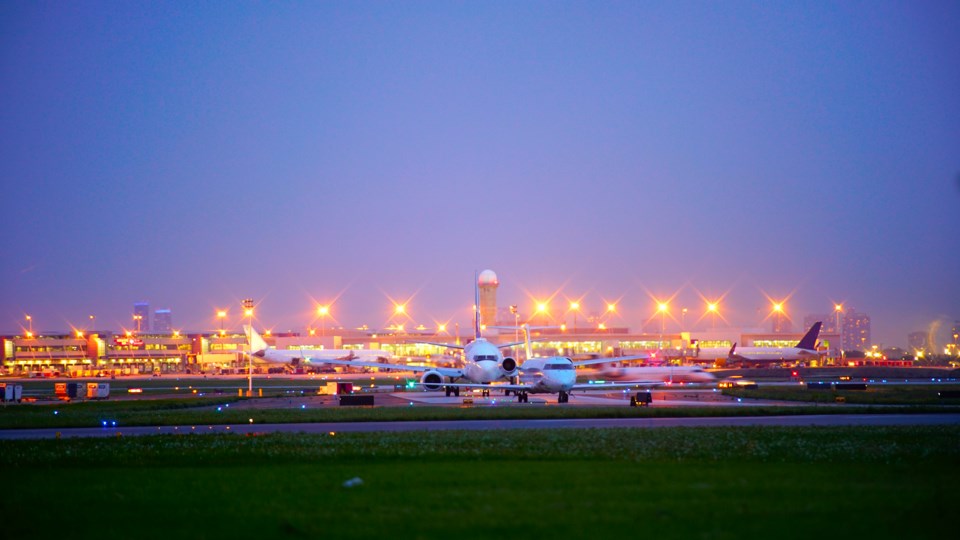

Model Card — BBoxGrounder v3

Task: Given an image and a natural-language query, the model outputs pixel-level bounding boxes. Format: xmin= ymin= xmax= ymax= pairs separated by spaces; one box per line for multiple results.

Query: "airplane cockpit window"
xmin=544 ymin=364 xmax=574 ymax=370
xmin=472 ymin=355 xmax=498 ymax=362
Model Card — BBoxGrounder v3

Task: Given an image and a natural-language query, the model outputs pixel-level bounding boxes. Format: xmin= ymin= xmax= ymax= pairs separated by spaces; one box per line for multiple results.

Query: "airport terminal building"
xmin=1 ymin=325 xmax=857 ymax=377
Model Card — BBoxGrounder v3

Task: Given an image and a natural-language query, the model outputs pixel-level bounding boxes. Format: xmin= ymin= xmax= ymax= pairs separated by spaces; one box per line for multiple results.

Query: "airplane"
xmin=470 ymin=323 xmax=665 ymax=404
xmin=244 ymin=326 xmax=393 ymax=370
xmin=592 ymin=362 xmax=717 ymax=385
xmin=245 ymin=273 xmax=525 ymax=396
xmin=694 ymin=321 xmax=824 ymax=367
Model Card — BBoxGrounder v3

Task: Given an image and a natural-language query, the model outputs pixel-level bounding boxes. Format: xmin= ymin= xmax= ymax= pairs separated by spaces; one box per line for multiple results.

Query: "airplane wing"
xmin=571 ymin=354 xmax=650 ymax=367
xmin=417 ymin=381 xmax=530 ymax=391
xmin=302 ymin=357 xmax=464 ymax=378
xmin=571 ymin=380 xmax=661 ymax=391
xmin=415 ymin=341 xmax=465 ymax=350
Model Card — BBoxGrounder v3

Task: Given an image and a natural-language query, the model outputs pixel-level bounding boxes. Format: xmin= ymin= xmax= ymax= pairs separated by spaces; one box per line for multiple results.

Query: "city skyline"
xmin=0 ymin=276 xmax=933 ymax=350
xmin=2 ymin=2 xmax=957 ymax=348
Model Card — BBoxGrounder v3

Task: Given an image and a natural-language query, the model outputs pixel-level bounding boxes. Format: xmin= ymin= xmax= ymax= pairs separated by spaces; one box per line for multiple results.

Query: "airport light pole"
xmin=834 ymin=304 xmax=845 ymax=363
xmin=89 ymin=314 xmax=95 ymax=332
xmin=318 ymin=305 xmax=329 ymax=337
xmin=25 ymin=315 xmax=32 ymax=336
xmin=393 ymin=303 xmax=407 ymax=335
xmin=605 ymin=303 xmax=617 ymax=326
xmin=707 ymin=303 xmax=718 ymax=329
xmin=510 ymin=305 xmax=519 ymax=359
xmin=217 ymin=310 xmax=227 ymax=336
xmin=242 ymin=298 xmax=255 ymax=396
xmin=658 ymin=302 xmax=668 ymax=354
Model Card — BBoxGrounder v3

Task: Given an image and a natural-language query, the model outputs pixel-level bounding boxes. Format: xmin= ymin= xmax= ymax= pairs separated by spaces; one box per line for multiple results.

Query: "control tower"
xmin=477 ymin=269 xmax=499 ymax=328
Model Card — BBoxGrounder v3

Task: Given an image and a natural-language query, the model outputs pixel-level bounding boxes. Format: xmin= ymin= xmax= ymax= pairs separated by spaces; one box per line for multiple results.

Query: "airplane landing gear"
xmin=444 ymin=386 xmax=461 ymax=397
xmin=558 ymin=391 xmax=569 ymax=403
xmin=516 ymin=391 xmax=528 ymax=403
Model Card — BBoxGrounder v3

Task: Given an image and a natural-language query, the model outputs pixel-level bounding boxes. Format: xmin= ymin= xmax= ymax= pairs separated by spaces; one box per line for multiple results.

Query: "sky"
xmin=1 ymin=1 xmax=958 ymax=348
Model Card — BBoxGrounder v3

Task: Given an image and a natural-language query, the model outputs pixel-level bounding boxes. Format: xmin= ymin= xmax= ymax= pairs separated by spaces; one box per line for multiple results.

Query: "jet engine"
xmin=420 ymin=370 xmax=444 ymax=391
xmin=500 ymin=356 xmax=518 ymax=377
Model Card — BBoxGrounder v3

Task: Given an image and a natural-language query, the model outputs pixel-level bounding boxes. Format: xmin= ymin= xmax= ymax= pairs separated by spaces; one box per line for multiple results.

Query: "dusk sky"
xmin=2 ymin=1 xmax=958 ymax=348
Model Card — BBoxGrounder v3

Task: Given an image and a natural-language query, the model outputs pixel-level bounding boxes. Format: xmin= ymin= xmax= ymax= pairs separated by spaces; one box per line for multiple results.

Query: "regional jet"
xmin=244 ymin=326 xmax=393 ymax=369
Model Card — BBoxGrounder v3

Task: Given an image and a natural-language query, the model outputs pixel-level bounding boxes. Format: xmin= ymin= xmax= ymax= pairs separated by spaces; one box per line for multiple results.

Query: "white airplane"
xmin=244 ymin=327 xmax=392 ymax=369
xmin=468 ymin=323 xmax=663 ymax=404
xmin=254 ymin=273 xmax=526 ymax=396
xmin=694 ymin=321 xmax=824 ymax=366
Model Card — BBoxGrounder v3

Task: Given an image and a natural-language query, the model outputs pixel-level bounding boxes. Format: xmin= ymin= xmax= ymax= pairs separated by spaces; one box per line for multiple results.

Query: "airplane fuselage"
xmin=733 ymin=347 xmax=819 ymax=362
xmin=461 ymin=338 xmax=509 ymax=383
xmin=696 ymin=346 xmax=819 ymax=363
xmin=257 ymin=348 xmax=390 ymax=365
xmin=597 ymin=363 xmax=716 ymax=384
xmin=517 ymin=357 xmax=577 ymax=393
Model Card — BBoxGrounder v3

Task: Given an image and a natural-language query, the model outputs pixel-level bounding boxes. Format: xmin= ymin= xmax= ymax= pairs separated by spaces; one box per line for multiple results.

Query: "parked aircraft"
xmin=694 ymin=321 xmax=824 ymax=367
xmin=244 ymin=326 xmax=392 ymax=368
xmin=247 ymin=273 xmax=525 ymax=396
xmin=593 ymin=362 xmax=717 ymax=384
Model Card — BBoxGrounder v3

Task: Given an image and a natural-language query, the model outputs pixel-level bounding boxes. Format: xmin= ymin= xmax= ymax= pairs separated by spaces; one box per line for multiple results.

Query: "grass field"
xmin=3 ymin=395 xmax=960 ymax=430
xmin=1 ymin=425 xmax=957 ymax=539
xmin=724 ymin=383 xmax=960 ymax=405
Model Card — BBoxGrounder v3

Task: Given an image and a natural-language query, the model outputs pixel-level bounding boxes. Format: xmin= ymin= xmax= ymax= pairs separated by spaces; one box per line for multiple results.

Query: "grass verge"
xmin=3 ymin=397 xmax=960 ymax=430
xmin=1 ymin=425 xmax=956 ymax=539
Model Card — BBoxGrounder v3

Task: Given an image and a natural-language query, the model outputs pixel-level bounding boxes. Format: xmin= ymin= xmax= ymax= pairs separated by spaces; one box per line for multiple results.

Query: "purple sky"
xmin=2 ymin=1 xmax=958 ymax=348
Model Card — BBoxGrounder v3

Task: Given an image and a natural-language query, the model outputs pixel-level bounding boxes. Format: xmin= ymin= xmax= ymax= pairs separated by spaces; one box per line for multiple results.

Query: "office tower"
xmin=842 ymin=309 xmax=871 ymax=351
xmin=154 ymin=309 xmax=172 ymax=333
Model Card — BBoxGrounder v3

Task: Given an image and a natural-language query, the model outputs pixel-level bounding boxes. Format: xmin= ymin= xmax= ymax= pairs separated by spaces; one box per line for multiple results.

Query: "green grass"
xmin=3 ymin=396 xmax=959 ymax=430
xmin=1 ymin=426 xmax=957 ymax=539
xmin=724 ymin=383 xmax=960 ymax=405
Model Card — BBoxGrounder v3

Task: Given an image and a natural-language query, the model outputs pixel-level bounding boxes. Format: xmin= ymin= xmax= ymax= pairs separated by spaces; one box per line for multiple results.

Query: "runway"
xmin=2 ymin=413 xmax=958 ymax=440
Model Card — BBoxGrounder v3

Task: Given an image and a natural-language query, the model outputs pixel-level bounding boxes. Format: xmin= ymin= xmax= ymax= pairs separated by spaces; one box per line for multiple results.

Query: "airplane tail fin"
xmin=244 ymin=325 xmax=269 ymax=354
xmin=796 ymin=322 xmax=822 ymax=350
xmin=728 ymin=343 xmax=737 ymax=357
xmin=474 ymin=271 xmax=482 ymax=339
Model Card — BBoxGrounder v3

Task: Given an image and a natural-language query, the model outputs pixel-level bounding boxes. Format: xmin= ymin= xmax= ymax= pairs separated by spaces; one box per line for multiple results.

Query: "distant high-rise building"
xmin=807 ymin=313 xmax=842 ymax=349
xmin=154 ymin=309 xmax=172 ymax=333
xmin=477 ymin=270 xmax=499 ymax=327
xmin=842 ymin=309 xmax=871 ymax=351
xmin=133 ymin=302 xmax=150 ymax=332
xmin=804 ymin=314 xmax=828 ymax=332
